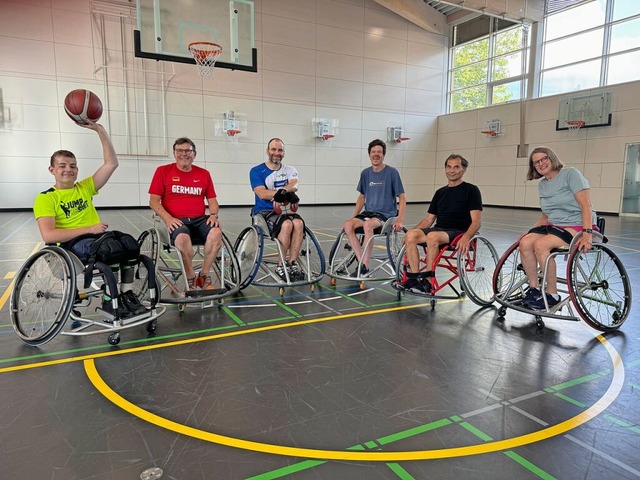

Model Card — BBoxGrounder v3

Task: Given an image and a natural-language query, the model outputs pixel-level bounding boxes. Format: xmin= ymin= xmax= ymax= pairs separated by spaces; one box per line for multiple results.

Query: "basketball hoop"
xmin=395 ymin=137 xmax=410 ymax=143
xmin=188 ymin=41 xmax=223 ymax=78
xmin=566 ymin=120 xmax=585 ymax=132
xmin=226 ymin=129 xmax=241 ymax=137
xmin=321 ymin=134 xmax=334 ymax=140
xmin=481 ymin=130 xmax=498 ymax=137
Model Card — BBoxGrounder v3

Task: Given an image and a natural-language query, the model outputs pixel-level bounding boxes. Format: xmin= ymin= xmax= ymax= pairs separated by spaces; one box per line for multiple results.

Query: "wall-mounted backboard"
xmin=556 ymin=91 xmax=612 ymax=130
xmin=135 ymin=0 xmax=257 ymax=73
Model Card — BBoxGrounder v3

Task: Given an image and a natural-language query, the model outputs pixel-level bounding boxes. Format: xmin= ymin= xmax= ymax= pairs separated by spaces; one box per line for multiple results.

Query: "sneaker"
xmin=119 ymin=290 xmax=147 ymax=315
xmin=289 ymin=262 xmax=304 ymax=281
xmin=397 ymin=276 xmax=418 ymax=291
xmin=275 ymin=264 xmax=288 ymax=281
xmin=187 ymin=276 xmax=198 ymax=291
xmin=197 ymin=273 xmax=216 ymax=291
xmin=522 ymin=287 xmax=542 ymax=307
xmin=350 ymin=265 xmax=369 ymax=278
xmin=100 ymin=298 xmax=133 ymax=320
xmin=528 ymin=293 xmax=561 ymax=310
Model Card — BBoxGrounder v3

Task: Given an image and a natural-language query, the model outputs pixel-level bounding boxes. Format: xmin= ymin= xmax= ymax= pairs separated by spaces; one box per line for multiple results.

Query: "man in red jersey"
xmin=149 ymin=137 xmax=222 ymax=291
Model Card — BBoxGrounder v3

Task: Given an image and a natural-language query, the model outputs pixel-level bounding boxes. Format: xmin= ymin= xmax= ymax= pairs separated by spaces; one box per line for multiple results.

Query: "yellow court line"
xmin=0 ymin=300 xmax=449 ymax=374
xmin=84 ymin=333 xmax=624 ymax=462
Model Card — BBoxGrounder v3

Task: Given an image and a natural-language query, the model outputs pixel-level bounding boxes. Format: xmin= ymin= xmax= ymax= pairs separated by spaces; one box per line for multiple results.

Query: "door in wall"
xmin=621 ymin=143 xmax=640 ymax=215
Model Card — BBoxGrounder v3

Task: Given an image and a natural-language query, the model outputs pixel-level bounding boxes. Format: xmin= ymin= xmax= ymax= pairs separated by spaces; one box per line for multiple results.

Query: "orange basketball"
xmin=64 ymin=89 xmax=103 ymax=125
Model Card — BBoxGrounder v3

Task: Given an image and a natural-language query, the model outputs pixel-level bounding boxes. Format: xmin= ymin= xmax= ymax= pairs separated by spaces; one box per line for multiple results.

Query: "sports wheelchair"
xmin=233 ymin=212 xmax=325 ymax=296
xmin=137 ymin=216 xmax=242 ymax=311
xmin=10 ymin=234 xmax=165 ymax=347
xmin=492 ymin=218 xmax=631 ymax=331
xmin=327 ymin=216 xmax=405 ymax=289
xmin=393 ymin=233 xmax=499 ymax=309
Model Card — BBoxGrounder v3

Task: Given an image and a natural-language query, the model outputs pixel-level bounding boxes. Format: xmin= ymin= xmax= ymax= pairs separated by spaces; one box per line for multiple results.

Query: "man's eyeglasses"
xmin=175 ymin=148 xmax=195 ymax=155
xmin=532 ymin=155 xmax=550 ymax=167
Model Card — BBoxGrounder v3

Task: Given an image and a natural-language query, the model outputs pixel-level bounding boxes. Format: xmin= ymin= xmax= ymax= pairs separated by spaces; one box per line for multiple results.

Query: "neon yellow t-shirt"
xmin=33 ymin=177 xmax=100 ymax=229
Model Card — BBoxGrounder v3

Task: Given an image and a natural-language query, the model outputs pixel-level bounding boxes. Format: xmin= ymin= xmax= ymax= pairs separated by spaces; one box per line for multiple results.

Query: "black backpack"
xmin=83 ymin=231 xmax=140 ymax=287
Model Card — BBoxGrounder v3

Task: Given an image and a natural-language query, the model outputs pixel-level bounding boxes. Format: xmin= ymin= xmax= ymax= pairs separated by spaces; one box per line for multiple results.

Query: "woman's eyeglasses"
xmin=532 ymin=155 xmax=550 ymax=167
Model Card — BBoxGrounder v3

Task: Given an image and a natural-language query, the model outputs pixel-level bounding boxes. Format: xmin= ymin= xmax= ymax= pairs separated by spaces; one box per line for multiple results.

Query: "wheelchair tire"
xmin=297 ymin=226 xmax=326 ymax=281
xmin=492 ymin=240 xmax=528 ymax=303
xmin=457 ymin=235 xmax=499 ymax=306
xmin=567 ymin=243 xmax=632 ymax=331
xmin=214 ymin=232 xmax=242 ymax=293
xmin=137 ymin=228 xmax=159 ymax=265
xmin=386 ymin=227 xmax=406 ymax=271
xmin=328 ymin=230 xmax=359 ymax=277
xmin=234 ymin=226 xmax=263 ymax=289
xmin=10 ymin=246 xmax=76 ymax=346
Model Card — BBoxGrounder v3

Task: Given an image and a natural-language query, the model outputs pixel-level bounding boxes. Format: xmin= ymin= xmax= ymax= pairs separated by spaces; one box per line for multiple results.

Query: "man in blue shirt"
xmin=343 ymin=139 xmax=406 ymax=277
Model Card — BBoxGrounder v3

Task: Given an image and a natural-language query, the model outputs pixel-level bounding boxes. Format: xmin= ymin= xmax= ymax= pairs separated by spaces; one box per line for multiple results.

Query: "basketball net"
xmin=188 ymin=42 xmax=223 ymax=78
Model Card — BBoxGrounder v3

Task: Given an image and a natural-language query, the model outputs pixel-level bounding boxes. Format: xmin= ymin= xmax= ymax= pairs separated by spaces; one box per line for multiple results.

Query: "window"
xmin=448 ymin=19 xmax=530 ymax=113
xmin=540 ymin=0 xmax=640 ymax=97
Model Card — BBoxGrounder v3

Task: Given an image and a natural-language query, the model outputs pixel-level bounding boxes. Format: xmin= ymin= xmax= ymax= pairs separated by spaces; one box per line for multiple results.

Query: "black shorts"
xmin=527 ymin=225 xmax=574 ymax=245
xmin=259 ymin=211 xmax=304 ymax=239
xmin=354 ymin=211 xmax=388 ymax=223
xmin=170 ymin=216 xmax=213 ymax=245
xmin=420 ymin=227 xmax=464 ymax=244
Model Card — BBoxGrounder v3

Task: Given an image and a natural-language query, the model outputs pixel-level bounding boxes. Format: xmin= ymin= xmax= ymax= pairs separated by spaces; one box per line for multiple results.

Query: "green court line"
xmin=221 ymin=305 xmax=246 ymax=326
xmin=459 ymin=422 xmax=494 ymax=441
xmin=544 ymin=373 xmax=602 ymax=392
xmin=377 ymin=418 xmax=453 ymax=446
xmin=333 ymin=290 xmax=369 ymax=307
xmin=604 ymin=414 xmax=640 ymax=435
xmin=385 ymin=462 xmax=416 ymax=480
xmin=273 ymin=300 xmax=302 ymax=318
xmin=553 ymin=392 xmax=586 ymax=408
xmin=244 ymin=460 xmax=327 ymax=480
xmin=503 ymin=451 xmax=557 ymax=480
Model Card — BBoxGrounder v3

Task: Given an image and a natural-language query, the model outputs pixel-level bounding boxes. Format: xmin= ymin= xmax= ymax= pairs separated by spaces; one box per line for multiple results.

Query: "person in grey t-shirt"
xmin=520 ymin=146 xmax=597 ymax=310
xmin=343 ymin=139 xmax=406 ymax=277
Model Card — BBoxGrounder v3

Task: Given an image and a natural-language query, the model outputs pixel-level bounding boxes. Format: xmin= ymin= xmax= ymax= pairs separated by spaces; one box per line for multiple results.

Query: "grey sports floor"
xmin=0 ymin=204 xmax=638 ymax=480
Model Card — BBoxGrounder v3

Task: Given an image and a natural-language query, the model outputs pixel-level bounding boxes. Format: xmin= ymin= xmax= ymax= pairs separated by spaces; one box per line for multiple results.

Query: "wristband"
xmin=583 ymin=228 xmax=592 ymax=234
xmin=211 ymin=212 xmax=219 ymax=218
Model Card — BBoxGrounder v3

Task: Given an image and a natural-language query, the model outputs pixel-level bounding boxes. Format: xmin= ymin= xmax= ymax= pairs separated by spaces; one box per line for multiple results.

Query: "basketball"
xmin=64 ymin=89 xmax=103 ymax=125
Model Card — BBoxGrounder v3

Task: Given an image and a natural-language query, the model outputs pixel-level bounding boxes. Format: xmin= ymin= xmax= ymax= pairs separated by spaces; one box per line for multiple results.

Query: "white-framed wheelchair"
xmin=233 ymin=212 xmax=325 ymax=296
xmin=10 ymin=236 xmax=165 ymax=347
xmin=492 ymin=218 xmax=632 ymax=331
xmin=393 ymin=233 xmax=499 ymax=309
xmin=327 ymin=217 xmax=405 ymax=289
xmin=137 ymin=216 xmax=242 ymax=311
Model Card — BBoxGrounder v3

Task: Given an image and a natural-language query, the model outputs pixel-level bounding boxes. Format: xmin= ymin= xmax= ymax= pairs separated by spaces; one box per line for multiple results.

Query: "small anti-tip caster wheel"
xmin=146 ymin=319 xmax=157 ymax=333
xmin=108 ymin=332 xmax=120 ymax=345
xmin=330 ymin=278 xmax=337 ymax=286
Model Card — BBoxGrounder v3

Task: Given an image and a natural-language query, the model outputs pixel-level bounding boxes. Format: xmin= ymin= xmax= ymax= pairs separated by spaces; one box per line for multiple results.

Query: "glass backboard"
xmin=135 ymin=0 xmax=257 ymax=72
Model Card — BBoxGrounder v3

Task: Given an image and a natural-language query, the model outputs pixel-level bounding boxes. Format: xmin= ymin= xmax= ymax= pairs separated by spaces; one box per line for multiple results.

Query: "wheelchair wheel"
xmin=458 ymin=235 xmax=499 ymax=306
xmin=567 ymin=244 xmax=632 ymax=331
xmin=492 ymin=240 xmax=528 ymax=303
xmin=10 ymin=247 xmax=76 ymax=346
xmin=328 ymin=230 xmax=359 ymax=276
xmin=386 ymin=227 xmax=406 ymax=270
xmin=234 ymin=226 xmax=263 ymax=289
xmin=214 ymin=233 xmax=242 ymax=291
xmin=137 ymin=228 xmax=159 ymax=264
xmin=298 ymin=226 xmax=326 ymax=281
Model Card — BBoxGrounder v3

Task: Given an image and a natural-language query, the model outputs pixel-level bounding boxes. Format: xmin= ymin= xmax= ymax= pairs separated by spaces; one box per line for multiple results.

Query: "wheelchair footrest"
xmin=185 ymin=288 xmax=227 ymax=297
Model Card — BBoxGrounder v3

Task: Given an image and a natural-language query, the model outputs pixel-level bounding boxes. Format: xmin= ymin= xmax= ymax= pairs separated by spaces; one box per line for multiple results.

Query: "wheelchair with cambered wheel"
xmin=393 ymin=233 xmax=499 ymax=309
xmin=10 ymin=234 xmax=165 ymax=347
xmin=492 ymin=217 xmax=631 ymax=331
xmin=233 ymin=213 xmax=325 ymax=296
xmin=327 ymin=216 xmax=405 ymax=290
xmin=137 ymin=216 xmax=242 ymax=312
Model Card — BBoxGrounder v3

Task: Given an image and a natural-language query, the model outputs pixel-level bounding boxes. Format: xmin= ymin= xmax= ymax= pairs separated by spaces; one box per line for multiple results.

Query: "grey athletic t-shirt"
xmin=539 ymin=167 xmax=596 ymax=226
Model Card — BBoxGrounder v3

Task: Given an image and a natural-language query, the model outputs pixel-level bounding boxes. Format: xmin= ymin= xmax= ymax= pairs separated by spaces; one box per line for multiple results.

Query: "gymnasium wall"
xmin=0 ymin=0 xmax=446 ymax=209
xmin=1 ymin=0 xmax=637 ymax=213
xmin=437 ymin=83 xmax=640 ymax=214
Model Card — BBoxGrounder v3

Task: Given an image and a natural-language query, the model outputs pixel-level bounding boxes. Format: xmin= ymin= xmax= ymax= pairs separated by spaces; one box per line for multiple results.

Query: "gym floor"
xmin=0 ymin=205 xmax=638 ymax=480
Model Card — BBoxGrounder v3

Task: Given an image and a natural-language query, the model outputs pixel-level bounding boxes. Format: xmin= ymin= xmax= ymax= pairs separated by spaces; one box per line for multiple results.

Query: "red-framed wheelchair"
xmin=492 ymin=218 xmax=632 ymax=331
xmin=393 ymin=233 xmax=499 ymax=309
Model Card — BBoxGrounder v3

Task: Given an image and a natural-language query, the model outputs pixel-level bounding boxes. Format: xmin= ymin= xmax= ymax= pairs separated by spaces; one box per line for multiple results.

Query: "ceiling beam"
xmin=374 ymin=0 xmax=448 ymax=34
